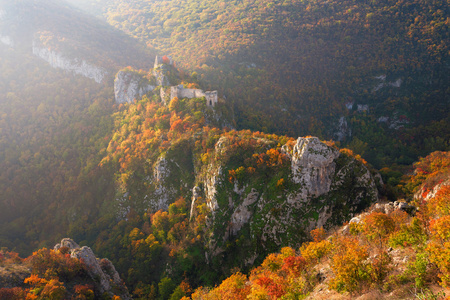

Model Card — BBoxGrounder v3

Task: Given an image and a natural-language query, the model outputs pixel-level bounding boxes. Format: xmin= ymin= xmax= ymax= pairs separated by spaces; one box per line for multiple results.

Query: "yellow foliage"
xmin=300 ymin=240 xmax=332 ymax=264
xmin=427 ymin=241 xmax=450 ymax=287
xmin=329 ymin=236 xmax=370 ymax=292
xmin=261 ymin=253 xmax=283 ymax=272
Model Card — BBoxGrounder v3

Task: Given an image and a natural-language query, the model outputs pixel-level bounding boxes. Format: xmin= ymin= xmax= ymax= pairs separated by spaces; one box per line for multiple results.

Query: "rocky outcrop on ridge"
xmin=114 ymin=70 xmax=155 ymax=104
xmin=54 ymin=238 xmax=130 ymax=299
xmin=195 ymin=136 xmax=380 ymax=263
xmin=32 ymin=43 xmax=107 ymax=83
xmin=414 ymin=178 xmax=450 ymax=202
xmin=112 ymin=133 xmax=381 ymax=269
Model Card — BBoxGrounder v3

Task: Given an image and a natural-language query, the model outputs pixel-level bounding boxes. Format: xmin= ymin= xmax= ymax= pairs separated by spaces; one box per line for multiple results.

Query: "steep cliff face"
xmin=32 ymin=43 xmax=107 ymax=83
xmin=115 ymin=135 xmax=379 ymax=268
xmin=115 ymin=138 xmax=196 ymax=217
xmin=114 ymin=70 xmax=155 ymax=104
xmin=193 ymin=137 xmax=379 ymax=264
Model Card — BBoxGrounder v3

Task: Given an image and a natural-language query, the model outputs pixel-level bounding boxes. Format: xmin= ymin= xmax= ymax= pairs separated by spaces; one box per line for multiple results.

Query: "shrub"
xmin=388 ymin=217 xmax=427 ymax=249
xmin=362 ymin=212 xmax=396 ymax=249
xmin=329 ymin=236 xmax=370 ymax=293
xmin=300 ymin=240 xmax=332 ymax=264
xmin=27 ymin=248 xmax=86 ymax=281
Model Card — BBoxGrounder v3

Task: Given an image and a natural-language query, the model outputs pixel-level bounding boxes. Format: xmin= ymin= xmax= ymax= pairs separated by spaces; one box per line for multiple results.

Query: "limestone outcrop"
xmin=114 ymin=70 xmax=155 ymax=104
xmin=290 ymin=137 xmax=340 ymax=198
xmin=414 ymin=178 xmax=450 ymax=202
xmin=198 ymin=136 xmax=379 ymax=263
xmin=54 ymin=238 xmax=130 ymax=300
xmin=32 ymin=43 xmax=107 ymax=83
xmin=113 ymin=133 xmax=380 ymax=269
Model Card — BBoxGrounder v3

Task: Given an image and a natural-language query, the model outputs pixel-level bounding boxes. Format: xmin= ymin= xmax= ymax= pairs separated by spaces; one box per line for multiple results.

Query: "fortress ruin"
xmin=170 ymin=85 xmax=218 ymax=107
xmin=155 ymin=55 xmax=219 ymax=107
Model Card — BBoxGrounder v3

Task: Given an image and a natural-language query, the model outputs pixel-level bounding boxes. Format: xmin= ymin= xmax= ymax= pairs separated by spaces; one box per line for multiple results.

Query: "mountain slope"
xmin=73 ymin=0 xmax=450 ymax=168
xmin=85 ymin=61 xmax=381 ymax=292
xmin=0 ymin=0 xmax=155 ymax=79
xmin=185 ymin=151 xmax=450 ymax=299
xmin=0 ymin=0 xmax=156 ymax=254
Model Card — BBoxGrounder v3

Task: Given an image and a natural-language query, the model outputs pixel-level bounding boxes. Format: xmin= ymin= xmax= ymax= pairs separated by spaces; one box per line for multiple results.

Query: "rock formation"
xmin=152 ymin=56 xmax=172 ymax=86
xmin=290 ymin=137 xmax=340 ymax=196
xmin=334 ymin=116 xmax=351 ymax=141
xmin=198 ymin=136 xmax=380 ymax=262
xmin=113 ymin=132 xmax=379 ymax=269
xmin=32 ymin=43 xmax=107 ymax=83
xmin=54 ymin=238 xmax=131 ymax=300
xmin=114 ymin=70 xmax=155 ymax=104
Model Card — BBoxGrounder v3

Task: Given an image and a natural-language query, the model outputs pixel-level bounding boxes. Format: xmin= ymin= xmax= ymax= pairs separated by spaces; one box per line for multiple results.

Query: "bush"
xmin=27 ymin=248 xmax=86 ymax=281
xmin=389 ymin=217 xmax=427 ymax=249
xmin=329 ymin=236 xmax=370 ymax=293
xmin=362 ymin=212 xmax=396 ymax=248
xmin=300 ymin=240 xmax=332 ymax=264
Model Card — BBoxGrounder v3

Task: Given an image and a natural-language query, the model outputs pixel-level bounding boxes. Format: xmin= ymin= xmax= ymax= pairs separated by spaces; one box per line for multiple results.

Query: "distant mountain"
xmin=72 ymin=0 xmax=449 ymax=168
xmin=0 ymin=0 xmax=155 ymax=81
xmin=0 ymin=0 xmax=449 ymax=298
xmin=0 ymin=0 xmax=156 ymax=254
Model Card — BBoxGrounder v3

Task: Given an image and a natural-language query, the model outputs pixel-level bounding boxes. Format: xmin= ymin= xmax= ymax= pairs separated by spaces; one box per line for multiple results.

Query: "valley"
xmin=0 ymin=0 xmax=449 ymax=299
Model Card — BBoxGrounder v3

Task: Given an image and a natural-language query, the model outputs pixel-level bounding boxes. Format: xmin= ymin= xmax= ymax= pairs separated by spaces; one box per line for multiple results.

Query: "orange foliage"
xmin=209 ymin=272 xmax=250 ymax=300
xmin=162 ymin=55 xmax=171 ymax=64
xmin=300 ymin=239 xmax=332 ymax=264
xmin=254 ymin=275 xmax=285 ymax=299
xmin=281 ymin=255 xmax=307 ymax=277
xmin=310 ymin=227 xmax=326 ymax=242
xmin=408 ymin=151 xmax=450 ymax=194
xmin=362 ymin=212 xmax=396 ymax=248
xmin=430 ymin=215 xmax=450 ymax=242
xmin=427 ymin=186 xmax=450 ymax=218
xmin=26 ymin=248 xmax=85 ymax=281
xmin=24 ymin=275 xmax=66 ymax=300
xmin=330 ymin=236 xmax=370 ymax=292
xmin=74 ymin=284 xmax=95 ymax=298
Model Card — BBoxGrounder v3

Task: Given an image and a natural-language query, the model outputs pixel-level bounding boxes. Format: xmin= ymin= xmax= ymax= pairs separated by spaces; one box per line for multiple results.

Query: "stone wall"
xmin=170 ymin=85 xmax=219 ymax=107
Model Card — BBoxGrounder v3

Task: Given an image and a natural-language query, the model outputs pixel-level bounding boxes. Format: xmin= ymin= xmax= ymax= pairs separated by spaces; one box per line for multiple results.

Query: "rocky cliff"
xmin=32 ymin=43 xmax=107 ymax=83
xmin=114 ymin=70 xmax=155 ymax=104
xmin=197 ymin=137 xmax=379 ymax=264
xmin=115 ymin=134 xmax=380 ymax=269
xmin=54 ymin=238 xmax=131 ymax=300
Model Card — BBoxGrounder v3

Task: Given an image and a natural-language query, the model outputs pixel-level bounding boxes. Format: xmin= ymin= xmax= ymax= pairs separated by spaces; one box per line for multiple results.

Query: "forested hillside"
xmin=0 ymin=0 xmax=449 ymax=299
xmin=184 ymin=151 xmax=450 ymax=300
xmin=0 ymin=0 xmax=154 ymax=253
xmin=1 ymin=151 xmax=449 ymax=299
xmin=73 ymin=0 xmax=450 ymax=168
